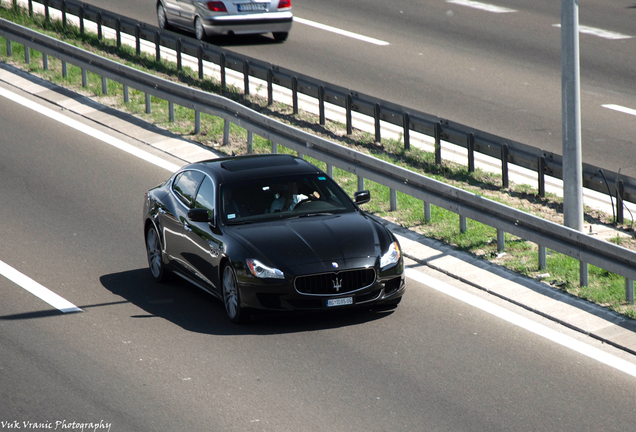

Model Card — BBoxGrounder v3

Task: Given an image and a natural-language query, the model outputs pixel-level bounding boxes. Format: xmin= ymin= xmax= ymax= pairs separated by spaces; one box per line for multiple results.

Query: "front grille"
xmin=295 ymin=268 xmax=376 ymax=295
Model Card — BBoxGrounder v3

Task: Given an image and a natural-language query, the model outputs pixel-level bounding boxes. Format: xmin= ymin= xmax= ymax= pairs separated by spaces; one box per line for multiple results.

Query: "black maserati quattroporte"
xmin=143 ymin=154 xmax=405 ymax=323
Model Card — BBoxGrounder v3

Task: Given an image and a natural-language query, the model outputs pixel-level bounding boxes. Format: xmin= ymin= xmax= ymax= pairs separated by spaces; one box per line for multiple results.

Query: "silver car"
xmin=156 ymin=0 xmax=293 ymax=41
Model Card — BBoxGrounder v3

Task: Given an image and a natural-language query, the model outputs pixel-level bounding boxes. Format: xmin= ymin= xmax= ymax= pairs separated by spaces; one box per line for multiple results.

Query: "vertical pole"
xmin=403 ymin=112 xmax=410 ymax=151
xmin=62 ymin=1 xmax=67 ymax=28
xmin=374 ymin=103 xmax=381 ymax=143
xmin=326 ymin=164 xmax=333 ymax=178
xmin=177 ymin=39 xmax=182 ymax=71
xmin=538 ymin=245 xmax=547 ymax=270
xmin=580 ymin=262 xmax=588 ymax=287
xmin=24 ymin=46 xmax=30 ymax=64
xmin=136 ymin=25 xmax=141 ymax=57
xmin=81 ymin=69 xmax=87 ymax=87
xmin=538 ymin=156 xmax=546 ymax=197
xmin=29 ymin=0 xmax=33 ymax=17
xmin=501 ymin=143 xmax=509 ymax=189
xmin=267 ymin=67 xmax=273 ymax=105
xmin=497 ymin=229 xmax=505 ymax=252
xmin=145 ymin=93 xmax=151 ymax=114
xmin=318 ymin=85 xmax=325 ymax=125
xmin=243 ymin=60 xmax=250 ymax=95
xmin=6 ymin=39 xmax=12 ymax=57
xmin=390 ymin=189 xmax=397 ymax=212
xmin=79 ymin=6 xmax=84 ymax=35
xmin=272 ymin=141 xmax=278 ymax=154
xmin=616 ymin=180 xmax=624 ymax=224
xmin=223 ymin=119 xmax=230 ymax=146
xmin=44 ymin=0 xmax=50 ymax=22
xmin=116 ymin=19 xmax=122 ymax=48
xmin=97 ymin=12 xmax=102 ymax=40
xmin=626 ymin=279 xmax=634 ymax=305
xmin=155 ymin=31 xmax=161 ymax=62
xmin=43 ymin=54 xmax=48 ymax=71
xmin=194 ymin=111 xmax=201 ymax=134
xmin=123 ymin=85 xmax=129 ymax=103
xmin=292 ymin=76 xmax=298 ymax=115
xmin=467 ymin=132 xmax=475 ymax=173
xmin=424 ymin=202 xmax=431 ymax=223
xmin=357 ymin=176 xmax=364 ymax=191
xmin=62 ymin=61 xmax=67 ymax=78
xmin=102 ymin=76 xmax=108 ymax=95
xmin=198 ymin=46 xmax=204 ymax=79
xmin=247 ymin=131 xmax=253 ymax=154
xmin=434 ymin=122 xmax=442 ymax=165
xmin=169 ymin=102 xmax=174 ymax=122
xmin=346 ymin=93 xmax=353 ymax=135
xmin=561 ymin=0 xmax=584 ymax=232
xmin=460 ymin=215 xmax=467 ymax=233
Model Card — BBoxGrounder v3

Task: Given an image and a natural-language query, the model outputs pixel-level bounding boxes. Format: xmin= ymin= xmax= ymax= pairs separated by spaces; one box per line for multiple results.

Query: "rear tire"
xmin=222 ymin=264 xmax=247 ymax=324
xmin=195 ymin=17 xmax=207 ymax=41
xmin=273 ymin=32 xmax=288 ymax=42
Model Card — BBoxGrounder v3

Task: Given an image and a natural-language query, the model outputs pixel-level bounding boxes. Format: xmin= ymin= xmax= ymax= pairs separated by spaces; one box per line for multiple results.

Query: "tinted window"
xmin=173 ymin=170 xmax=205 ymax=207
xmin=194 ymin=176 xmax=215 ymax=218
xmin=220 ymin=174 xmax=356 ymax=224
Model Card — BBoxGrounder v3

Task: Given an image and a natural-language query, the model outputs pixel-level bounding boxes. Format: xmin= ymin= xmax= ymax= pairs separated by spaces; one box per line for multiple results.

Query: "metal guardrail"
xmin=1 ymin=12 xmax=635 ymax=302
xmin=9 ymin=0 xmax=636 ymax=226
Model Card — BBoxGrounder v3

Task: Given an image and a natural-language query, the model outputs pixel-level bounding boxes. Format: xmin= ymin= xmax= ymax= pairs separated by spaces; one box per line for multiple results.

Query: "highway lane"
xmin=2 ymin=83 xmax=636 ymax=431
xmin=65 ymin=0 xmax=636 ymax=179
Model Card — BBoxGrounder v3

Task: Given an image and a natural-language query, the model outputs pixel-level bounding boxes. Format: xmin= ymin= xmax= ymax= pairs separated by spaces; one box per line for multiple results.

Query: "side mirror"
xmin=188 ymin=208 xmax=214 ymax=225
xmin=354 ymin=190 xmax=371 ymax=205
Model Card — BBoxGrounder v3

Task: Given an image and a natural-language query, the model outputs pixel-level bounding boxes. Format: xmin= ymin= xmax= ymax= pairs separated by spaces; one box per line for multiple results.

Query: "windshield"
xmin=220 ymin=174 xmax=357 ymax=225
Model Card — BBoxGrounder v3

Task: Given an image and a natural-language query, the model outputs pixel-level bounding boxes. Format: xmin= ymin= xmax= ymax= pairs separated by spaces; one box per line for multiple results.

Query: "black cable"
xmin=599 ymin=169 xmax=616 ymax=223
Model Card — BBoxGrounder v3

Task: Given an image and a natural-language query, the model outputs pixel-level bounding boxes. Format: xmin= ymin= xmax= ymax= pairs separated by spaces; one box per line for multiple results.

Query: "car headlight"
xmin=246 ymin=259 xmax=285 ymax=279
xmin=380 ymin=241 xmax=401 ymax=269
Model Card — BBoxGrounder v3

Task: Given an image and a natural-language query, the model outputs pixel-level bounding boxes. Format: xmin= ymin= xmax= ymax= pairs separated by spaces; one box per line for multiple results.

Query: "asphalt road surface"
xmin=69 ymin=0 xmax=636 ymax=179
xmin=1 ymin=80 xmax=636 ymax=431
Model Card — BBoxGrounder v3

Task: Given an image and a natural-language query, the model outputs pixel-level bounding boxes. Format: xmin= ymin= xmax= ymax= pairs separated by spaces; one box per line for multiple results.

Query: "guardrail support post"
xmin=116 ymin=19 xmax=122 ymax=48
xmin=403 ymin=112 xmax=410 ymax=151
xmin=24 ymin=46 xmax=30 ymax=64
xmin=502 ymin=143 xmax=509 ymax=189
xmin=626 ymin=279 xmax=634 ymax=305
xmin=267 ymin=68 xmax=273 ymax=106
xmin=538 ymin=156 xmax=546 ymax=197
xmin=168 ymin=102 xmax=174 ymax=122
xmin=460 ymin=215 xmax=467 ymax=233
xmin=346 ymin=93 xmax=352 ymax=135
xmin=297 ymin=151 xmax=304 ymax=160
xmin=62 ymin=61 xmax=67 ymax=78
xmin=223 ymin=119 xmax=230 ymax=146
xmin=81 ymin=68 xmax=87 ymax=87
xmin=28 ymin=0 xmax=33 ymax=17
xmin=123 ymin=85 xmax=129 ymax=103
xmin=467 ymin=132 xmax=475 ymax=173
xmin=220 ymin=53 xmax=226 ymax=91
xmin=197 ymin=46 xmax=203 ymax=79
xmin=580 ymin=262 xmax=588 ymax=287
xmin=424 ymin=201 xmax=431 ymax=223
xmin=79 ymin=6 xmax=84 ymax=35
xmin=195 ymin=111 xmax=201 ymax=134
xmin=7 ymin=39 xmax=12 ymax=57
xmin=374 ymin=103 xmax=381 ymax=143
xmin=101 ymin=76 xmax=108 ymax=95
xmin=243 ymin=60 xmax=250 ymax=95
xmin=616 ymin=180 xmax=624 ymax=224
xmin=62 ymin=1 xmax=67 ymax=28
xmin=538 ymin=245 xmax=547 ymax=270
xmin=292 ymin=76 xmax=298 ymax=115
xmin=42 ymin=54 xmax=48 ymax=71
xmin=145 ymin=93 xmax=151 ymax=114
xmin=177 ymin=39 xmax=182 ymax=71
xmin=326 ymin=164 xmax=333 ymax=178
xmin=97 ymin=12 xmax=102 ymax=40
xmin=135 ymin=25 xmax=141 ymax=57
xmin=434 ymin=122 xmax=441 ymax=165
xmin=247 ymin=131 xmax=253 ymax=154
xmin=497 ymin=229 xmax=505 ymax=252
xmin=155 ymin=32 xmax=161 ymax=62
xmin=318 ymin=85 xmax=325 ymax=125
xmin=272 ymin=141 xmax=278 ymax=154
xmin=390 ymin=189 xmax=397 ymax=212
xmin=357 ymin=176 xmax=364 ymax=191
xmin=44 ymin=0 xmax=50 ymax=22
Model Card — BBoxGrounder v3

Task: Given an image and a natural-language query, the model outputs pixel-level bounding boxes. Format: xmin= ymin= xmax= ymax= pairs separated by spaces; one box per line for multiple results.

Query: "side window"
xmin=172 ymin=170 xmax=204 ymax=207
xmin=194 ymin=176 xmax=215 ymax=218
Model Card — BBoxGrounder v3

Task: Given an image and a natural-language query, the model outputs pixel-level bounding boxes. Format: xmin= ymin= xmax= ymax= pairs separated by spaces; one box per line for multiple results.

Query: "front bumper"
xmin=201 ymin=11 xmax=293 ymax=35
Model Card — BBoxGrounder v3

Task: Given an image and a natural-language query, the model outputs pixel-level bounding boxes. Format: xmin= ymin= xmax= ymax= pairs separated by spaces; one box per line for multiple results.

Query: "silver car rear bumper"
xmin=201 ymin=12 xmax=293 ymax=35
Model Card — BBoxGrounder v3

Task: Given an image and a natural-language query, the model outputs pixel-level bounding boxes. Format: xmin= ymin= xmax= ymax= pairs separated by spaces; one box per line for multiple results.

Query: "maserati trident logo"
xmin=333 ymin=277 xmax=342 ymax=292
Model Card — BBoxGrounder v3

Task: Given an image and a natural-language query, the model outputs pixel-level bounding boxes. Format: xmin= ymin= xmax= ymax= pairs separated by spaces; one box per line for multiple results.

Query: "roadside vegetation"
xmin=1 ymin=4 xmax=635 ymax=319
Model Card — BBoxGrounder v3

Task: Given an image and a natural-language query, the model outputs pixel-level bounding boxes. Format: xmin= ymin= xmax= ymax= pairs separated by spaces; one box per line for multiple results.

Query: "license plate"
xmin=327 ymin=297 xmax=353 ymax=307
xmin=237 ymin=3 xmax=267 ymax=12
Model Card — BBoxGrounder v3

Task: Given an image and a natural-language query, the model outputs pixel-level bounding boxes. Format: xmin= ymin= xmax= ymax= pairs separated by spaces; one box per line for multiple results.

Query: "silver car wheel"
xmin=157 ymin=4 xmax=170 ymax=30
xmin=146 ymin=226 xmax=165 ymax=281
xmin=195 ymin=17 xmax=206 ymax=41
xmin=223 ymin=265 xmax=244 ymax=323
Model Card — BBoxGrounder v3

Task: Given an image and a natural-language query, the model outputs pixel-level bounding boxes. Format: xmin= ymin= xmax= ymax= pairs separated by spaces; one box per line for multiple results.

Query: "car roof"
xmin=187 ymin=154 xmax=322 ymax=184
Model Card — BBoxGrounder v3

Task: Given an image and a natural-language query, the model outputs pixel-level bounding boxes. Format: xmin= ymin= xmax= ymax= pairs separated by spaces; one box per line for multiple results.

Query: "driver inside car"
xmin=269 ymin=182 xmax=320 ymax=213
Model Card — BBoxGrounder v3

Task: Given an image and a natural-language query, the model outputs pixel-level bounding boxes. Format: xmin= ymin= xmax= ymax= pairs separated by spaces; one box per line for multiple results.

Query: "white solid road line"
xmin=406 ymin=269 xmax=636 ymax=378
xmin=0 ymin=259 xmax=82 ymax=313
xmin=294 ymin=17 xmax=390 ymax=46
xmin=603 ymin=104 xmax=636 ymax=117
xmin=446 ymin=0 xmax=516 ymax=13
xmin=553 ymin=24 xmax=633 ymax=40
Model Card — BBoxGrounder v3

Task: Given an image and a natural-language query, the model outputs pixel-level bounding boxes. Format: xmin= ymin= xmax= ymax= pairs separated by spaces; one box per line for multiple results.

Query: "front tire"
xmin=273 ymin=32 xmax=288 ymax=42
xmin=222 ymin=264 xmax=246 ymax=324
xmin=157 ymin=3 xmax=172 ymax=31
xmin=146 ymin=225 xmax=168 ymax=282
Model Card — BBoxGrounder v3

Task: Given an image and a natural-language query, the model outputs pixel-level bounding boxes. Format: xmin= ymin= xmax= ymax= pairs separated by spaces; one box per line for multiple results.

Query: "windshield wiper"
xmin=225 ymin=220 xmax=255 ymax=225
xmin=295 ymin=212 xmax=334 ymax=218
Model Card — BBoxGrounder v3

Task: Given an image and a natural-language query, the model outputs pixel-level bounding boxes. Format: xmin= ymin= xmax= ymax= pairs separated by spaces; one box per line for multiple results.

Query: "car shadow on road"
xmin=99 ymin=268 xmax=394 ymax=336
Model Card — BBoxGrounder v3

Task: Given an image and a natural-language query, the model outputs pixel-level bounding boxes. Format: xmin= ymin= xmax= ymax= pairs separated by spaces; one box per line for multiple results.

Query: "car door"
xmin=177 ymin=0 xmax=198 ymax=28
xmin=161 ymin=169 xmax=205 ymax=277
xmin=181 ymin=175 xmax=225 ymax=293
xmin=161 ymin=0 xmax=182 ymax=24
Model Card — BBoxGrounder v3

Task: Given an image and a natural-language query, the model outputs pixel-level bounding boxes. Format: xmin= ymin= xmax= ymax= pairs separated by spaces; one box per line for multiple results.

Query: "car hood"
xmin=226 ymin=213 xmax=387 ymax=274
